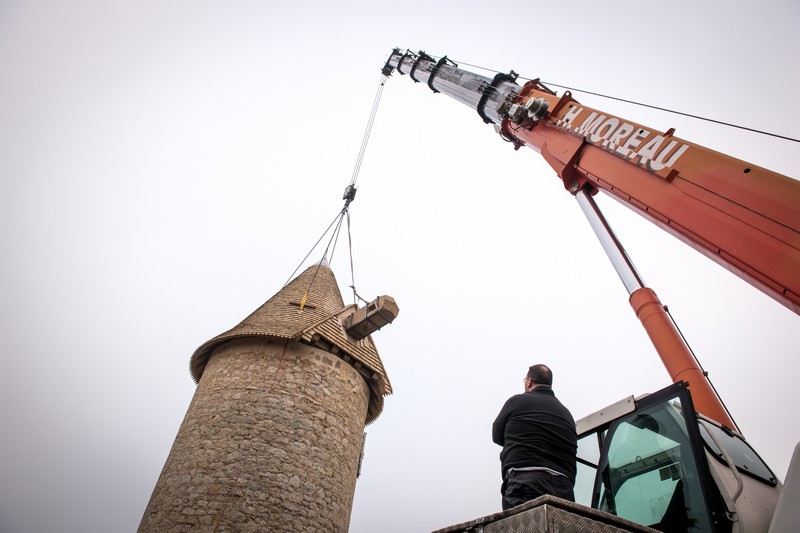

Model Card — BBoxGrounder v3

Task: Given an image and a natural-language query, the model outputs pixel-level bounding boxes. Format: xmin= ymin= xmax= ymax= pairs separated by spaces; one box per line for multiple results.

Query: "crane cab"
xmin=576 ymin=382 xmax=781 ymax=532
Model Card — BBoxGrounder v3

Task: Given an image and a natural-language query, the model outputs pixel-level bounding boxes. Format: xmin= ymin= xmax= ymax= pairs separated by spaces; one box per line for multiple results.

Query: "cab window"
xmin=575 ymin=431 xmax=602 ymax=507
xmin=698 ymin=423 xmax=778 ymax=485
xmin=595 ymin=394 xmax=714 ymax=532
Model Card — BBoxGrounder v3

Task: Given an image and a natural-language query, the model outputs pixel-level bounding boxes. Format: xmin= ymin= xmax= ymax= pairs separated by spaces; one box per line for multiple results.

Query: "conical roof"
xmin=189 ymin=263 xmax=392 ymax=423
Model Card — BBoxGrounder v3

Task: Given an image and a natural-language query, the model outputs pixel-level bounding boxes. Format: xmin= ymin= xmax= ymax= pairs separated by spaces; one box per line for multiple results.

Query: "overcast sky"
xmin=1 ymin=1 xmax=798 ymax=532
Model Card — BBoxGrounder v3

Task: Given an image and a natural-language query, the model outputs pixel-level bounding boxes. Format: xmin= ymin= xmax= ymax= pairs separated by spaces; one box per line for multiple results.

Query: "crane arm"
xmin=384 ymin=49 xmax=800 ymax=429
xmin=384 ymin=49 xmax=800 ymax=316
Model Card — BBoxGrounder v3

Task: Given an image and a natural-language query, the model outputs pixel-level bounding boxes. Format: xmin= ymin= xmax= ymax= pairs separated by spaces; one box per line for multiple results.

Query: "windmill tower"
xmin=138 ymin=263 xmax=397 ymax=532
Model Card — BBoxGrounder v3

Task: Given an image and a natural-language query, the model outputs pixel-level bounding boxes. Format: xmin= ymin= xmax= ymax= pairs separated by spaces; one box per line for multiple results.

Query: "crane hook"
xmin=343 ymin=184 xmax=357 ymax=208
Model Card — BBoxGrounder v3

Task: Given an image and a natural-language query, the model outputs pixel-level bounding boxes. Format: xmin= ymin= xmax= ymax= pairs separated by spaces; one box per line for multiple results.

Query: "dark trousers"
xmin=501 ymin=469 xmax=575 ymax=510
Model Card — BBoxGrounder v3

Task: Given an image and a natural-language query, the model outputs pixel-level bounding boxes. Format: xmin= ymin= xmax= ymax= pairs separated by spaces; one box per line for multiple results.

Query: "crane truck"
xmin=381 ymin=49 xmax=800 ymax=533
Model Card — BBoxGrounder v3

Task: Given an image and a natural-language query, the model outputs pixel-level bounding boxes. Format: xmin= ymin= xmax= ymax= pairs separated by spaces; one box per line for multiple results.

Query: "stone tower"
xmin=139 ymin=263 xmax=394 ymax=532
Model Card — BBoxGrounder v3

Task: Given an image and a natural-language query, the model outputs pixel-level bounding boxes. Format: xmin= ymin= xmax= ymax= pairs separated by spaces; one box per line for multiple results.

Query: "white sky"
xmin=1 ymin=1 xmax=798 ymax=532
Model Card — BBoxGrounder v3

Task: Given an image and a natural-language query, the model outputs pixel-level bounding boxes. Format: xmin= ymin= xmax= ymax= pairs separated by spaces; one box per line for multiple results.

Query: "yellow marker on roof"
xmin=298 ymin=292 xmax=308 ymax=312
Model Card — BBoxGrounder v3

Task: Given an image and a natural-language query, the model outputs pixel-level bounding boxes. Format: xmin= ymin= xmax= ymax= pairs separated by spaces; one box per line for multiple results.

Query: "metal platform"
xmin=432 ymin=496 xmax=659 ymax=533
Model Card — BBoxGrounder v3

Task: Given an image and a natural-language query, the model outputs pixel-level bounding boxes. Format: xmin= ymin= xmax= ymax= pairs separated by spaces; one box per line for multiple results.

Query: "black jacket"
xmin=492 ymin=386 xmax=577 ymax=483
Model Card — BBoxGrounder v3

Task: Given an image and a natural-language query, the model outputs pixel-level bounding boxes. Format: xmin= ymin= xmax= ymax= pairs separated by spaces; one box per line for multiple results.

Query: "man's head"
xmin=524 ymin=364 xmax=553 ymax=392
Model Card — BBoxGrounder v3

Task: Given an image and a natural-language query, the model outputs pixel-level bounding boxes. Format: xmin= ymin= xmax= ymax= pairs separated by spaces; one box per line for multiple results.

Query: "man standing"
xmin=492 ymin=364 xmax=577 ymax=510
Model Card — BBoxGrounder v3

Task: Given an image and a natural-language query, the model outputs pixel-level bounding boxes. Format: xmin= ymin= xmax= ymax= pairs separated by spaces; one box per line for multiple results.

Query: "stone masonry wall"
xmin=138 ymin=338 xmax=370 ymax=532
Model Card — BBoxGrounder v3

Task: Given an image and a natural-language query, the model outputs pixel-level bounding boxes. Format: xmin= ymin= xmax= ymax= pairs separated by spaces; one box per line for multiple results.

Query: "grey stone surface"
xmin=139 ymin=338 xmax=370 ymax=532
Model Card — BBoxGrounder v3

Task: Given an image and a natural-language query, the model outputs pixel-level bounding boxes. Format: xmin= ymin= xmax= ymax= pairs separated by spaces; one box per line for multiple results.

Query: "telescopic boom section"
xmin=385 ymin=49 xmax=800 ymax=429
xmin=385 ymin=50 xmax=800 ymax=315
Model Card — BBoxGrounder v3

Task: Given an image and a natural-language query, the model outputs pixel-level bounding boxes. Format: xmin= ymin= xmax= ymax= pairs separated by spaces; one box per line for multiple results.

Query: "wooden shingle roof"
xmin=189 ymin=263 xmax=392 ymax=423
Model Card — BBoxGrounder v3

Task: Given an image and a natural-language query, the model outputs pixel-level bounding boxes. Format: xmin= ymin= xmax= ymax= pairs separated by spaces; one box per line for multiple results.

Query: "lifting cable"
xmin=450 ymin=58 xmax=800 ymax=144
xmin=285 ymin=72 xmax=389 ymax=310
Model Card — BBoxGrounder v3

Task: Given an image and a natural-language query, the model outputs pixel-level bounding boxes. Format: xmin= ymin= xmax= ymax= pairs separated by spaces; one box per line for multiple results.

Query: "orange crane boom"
xmin=383 ymin=49 xmax=800 ymax=429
